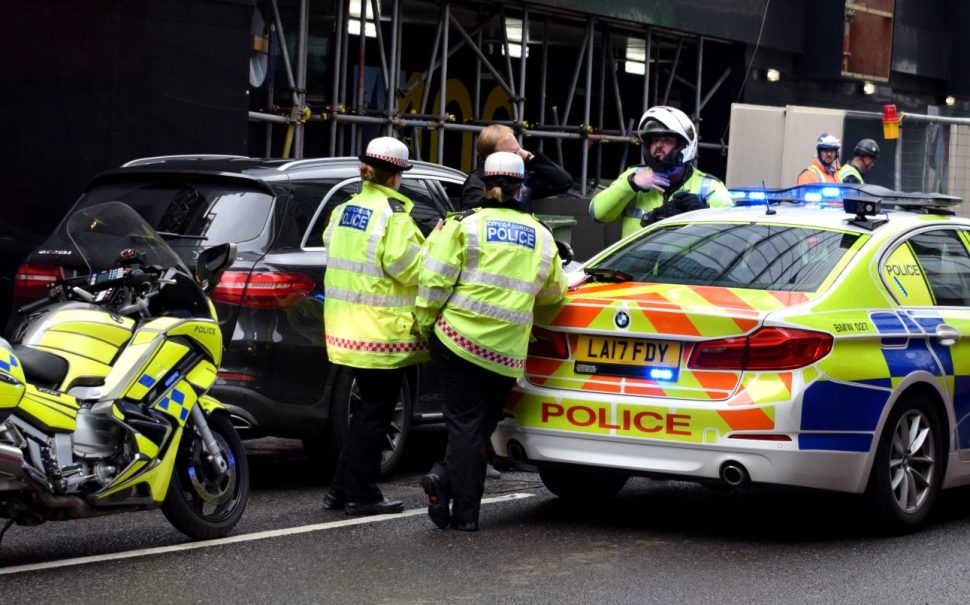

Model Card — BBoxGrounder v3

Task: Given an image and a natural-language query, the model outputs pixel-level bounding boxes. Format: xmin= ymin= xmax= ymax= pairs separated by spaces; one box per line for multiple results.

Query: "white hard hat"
xmin=482 ymin=151 xmax=525 ymax=180
xmin=637 ymin=105 xmax=698 ymax=164
xmin=358 ymin=136 xmax=413 ymax=172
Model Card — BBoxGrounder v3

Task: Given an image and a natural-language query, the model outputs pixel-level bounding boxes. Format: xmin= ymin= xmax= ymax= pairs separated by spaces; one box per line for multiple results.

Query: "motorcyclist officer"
xmin=321 ymin=136 xmax=428 ymax=516
xmin=588 ymin=105 xmax=732 ymax=238
xmin=837 ymin=138 xmax=880 ymax=184
xmin=416 ymin=151 xmax=567 ymax=531
xmin=796 ymin=133 xmax=843 ymax=184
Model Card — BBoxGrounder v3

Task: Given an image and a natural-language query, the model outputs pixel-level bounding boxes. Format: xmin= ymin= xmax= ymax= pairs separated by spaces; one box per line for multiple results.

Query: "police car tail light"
xmin=529 ymin=327 xmax=569 ymax=359
xmin=688 ymin=327 xmax=832 ymax=371
xmin=14 ymin=263 xmax=63 ymax=299
xmin=211 ymin=270 xmax=316 ymax=308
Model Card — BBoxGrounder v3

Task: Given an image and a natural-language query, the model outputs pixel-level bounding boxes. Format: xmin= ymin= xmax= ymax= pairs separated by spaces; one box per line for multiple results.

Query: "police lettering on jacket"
xmin=485 ymin=220 xmax=536 ymax=248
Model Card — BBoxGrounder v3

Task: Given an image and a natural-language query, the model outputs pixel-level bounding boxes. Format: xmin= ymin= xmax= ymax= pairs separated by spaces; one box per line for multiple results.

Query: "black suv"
xmin=10 ymin=154 xmax=471 ymax=475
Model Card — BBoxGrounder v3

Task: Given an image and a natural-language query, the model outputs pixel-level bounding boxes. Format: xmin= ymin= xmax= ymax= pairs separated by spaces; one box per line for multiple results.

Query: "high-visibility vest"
xmin=323 ymin=180 xmax=428 ymax=369
xmin=837 ymin=163 xmax=864 ymax=184
xmin=797 ymin=158 xmax=842 ymax=185
xmin=588 ymin=166 xmax=733 ymax=238
xmin=415 ymin=206 xmax=567 ymax=377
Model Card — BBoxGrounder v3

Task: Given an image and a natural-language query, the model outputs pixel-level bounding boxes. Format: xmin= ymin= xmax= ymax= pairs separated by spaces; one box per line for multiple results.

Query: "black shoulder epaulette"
xmin=451 ymin=208 xmax=477 ymax=222
xmin=387 ymin=198 xmax=406 ymax=213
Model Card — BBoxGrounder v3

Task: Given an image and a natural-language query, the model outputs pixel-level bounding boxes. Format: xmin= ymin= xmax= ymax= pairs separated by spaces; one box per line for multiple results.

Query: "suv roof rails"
xmin=276 ymin=158 xmax=351 ymax=171
xmin=122 ymin=154 xmax=250 ymax=167
xmin=730 ymin=183 xmax=962 ymax=214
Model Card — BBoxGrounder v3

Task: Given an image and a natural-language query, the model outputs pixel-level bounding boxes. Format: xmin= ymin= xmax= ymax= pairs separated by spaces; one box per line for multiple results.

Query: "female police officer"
xmin=415 ymin=151 xmax=567 ymax=531
xmin=322 ymin=137 xmax=427 ymax=516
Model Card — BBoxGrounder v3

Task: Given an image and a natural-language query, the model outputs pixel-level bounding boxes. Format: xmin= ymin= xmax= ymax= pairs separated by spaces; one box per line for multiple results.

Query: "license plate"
xmin=575 ymin=335 xmax=681 ymax=368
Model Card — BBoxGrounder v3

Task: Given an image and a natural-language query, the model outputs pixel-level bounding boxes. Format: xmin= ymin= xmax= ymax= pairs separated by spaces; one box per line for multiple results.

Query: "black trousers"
xmin=332 ymin=366 xmax=404 ymax=503
xmin=429 ymin=334 xmax=515 ymax=525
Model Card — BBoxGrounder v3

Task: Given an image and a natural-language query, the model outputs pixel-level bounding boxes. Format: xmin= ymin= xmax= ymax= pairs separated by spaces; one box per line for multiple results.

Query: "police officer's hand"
xmin=628 ymin=167 xmax=669 ymax=193
xmin=640 ymin=204 xmax=674 ymax=227
xmin=669 ymin=191 xmax=709 ymax=213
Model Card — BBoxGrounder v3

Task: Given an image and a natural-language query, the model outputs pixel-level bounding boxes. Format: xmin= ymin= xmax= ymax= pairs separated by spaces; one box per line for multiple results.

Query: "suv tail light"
xmin=211 ymin=271 xmax=316 ymax=309
xmin=688 ymin=327 xmax=833 ymax=371
xmin=14 ymin=264 xmax=63 ymax=299
xmin=529 ymin=326 xmax=569 ymax=359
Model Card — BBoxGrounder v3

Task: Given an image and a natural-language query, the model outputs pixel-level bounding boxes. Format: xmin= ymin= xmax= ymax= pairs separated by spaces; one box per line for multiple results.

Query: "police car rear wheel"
xmin=867 ymin=394 xmax=943 ymax=529
xmin=539 ymin=466 xmax=628 ymax=501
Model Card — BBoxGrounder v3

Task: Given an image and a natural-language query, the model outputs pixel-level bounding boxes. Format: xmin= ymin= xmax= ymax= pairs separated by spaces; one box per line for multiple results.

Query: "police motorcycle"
xmin=0 ymin=201 xmax=248 ymax=541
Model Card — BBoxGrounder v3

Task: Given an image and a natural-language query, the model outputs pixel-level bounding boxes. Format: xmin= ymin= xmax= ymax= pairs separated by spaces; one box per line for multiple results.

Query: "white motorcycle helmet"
xmin=816 ymin=133 xmax=841 ymax=162
xmin=637 ymin=105 xmax=698 ymax=169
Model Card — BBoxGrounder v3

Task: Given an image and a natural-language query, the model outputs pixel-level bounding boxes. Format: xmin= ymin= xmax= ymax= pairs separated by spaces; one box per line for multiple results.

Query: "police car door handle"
xmin=935 ymin=324 xmax=960 ymax=347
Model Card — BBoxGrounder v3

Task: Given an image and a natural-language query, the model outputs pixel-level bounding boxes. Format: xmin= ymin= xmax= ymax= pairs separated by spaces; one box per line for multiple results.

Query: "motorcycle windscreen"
xmin=65 ymin=201 xmax=192 ymax=277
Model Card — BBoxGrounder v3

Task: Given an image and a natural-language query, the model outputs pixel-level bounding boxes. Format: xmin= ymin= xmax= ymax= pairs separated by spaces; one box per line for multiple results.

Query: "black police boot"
xmin=323 ymin=489 xmax=345 ymax=510
xmin=344 ymin=498 xmax=405 ymax=516
xmin=421 ymin=471 xmax=451 ymax=529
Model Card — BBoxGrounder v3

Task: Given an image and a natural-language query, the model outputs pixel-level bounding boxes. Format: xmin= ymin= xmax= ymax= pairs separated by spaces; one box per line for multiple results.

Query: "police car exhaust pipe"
xmin=507 ymin=441 xmax=527 ymax=462
xmin=720 ymin=461 xmax=749 ymax=487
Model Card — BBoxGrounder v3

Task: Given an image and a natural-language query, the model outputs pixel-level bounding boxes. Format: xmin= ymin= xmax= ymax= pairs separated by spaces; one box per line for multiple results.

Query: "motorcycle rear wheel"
xmin=162 ymin=412 xmax=249 ymax=539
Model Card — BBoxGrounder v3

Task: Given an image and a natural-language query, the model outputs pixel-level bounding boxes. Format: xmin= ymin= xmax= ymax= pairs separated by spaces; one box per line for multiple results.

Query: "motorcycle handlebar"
xmin=18 ymin=293 xmax=55 ymax=315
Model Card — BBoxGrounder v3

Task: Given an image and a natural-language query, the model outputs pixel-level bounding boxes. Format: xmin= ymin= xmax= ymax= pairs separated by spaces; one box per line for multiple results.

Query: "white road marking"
xmin=0 ymin=492 xmax=535 ymax=576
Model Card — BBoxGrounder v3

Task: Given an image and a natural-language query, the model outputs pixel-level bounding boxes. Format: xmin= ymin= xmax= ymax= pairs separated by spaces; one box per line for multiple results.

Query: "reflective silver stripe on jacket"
xmin=463 ymin=213 xmax=483 ymax=272
xmin=623 ymin=206 xmax=645 ymax=219
xmin=366 ymin=206 xmax=393 ymax=265
xmin=537 ymin=283 xmax=563 ymax=301
xmin=536 ymin=234 xmax=555 ymax=288
xmin=387 ymin=243 xmax=422 ymax=277
xmin=418 ymin=285 xmax=451 ymax=304
xmin=448 ymin=293 xmax=531 ymax=325
xmin=327 ymin=256 xmax=385 ymax=279
xmin=423 ymin=255 xmax=462 ymax=281
xmin=325 ymin=285 xmax=412 ymax=307
xmin=462 ymin=269 xmax=538 ymax=295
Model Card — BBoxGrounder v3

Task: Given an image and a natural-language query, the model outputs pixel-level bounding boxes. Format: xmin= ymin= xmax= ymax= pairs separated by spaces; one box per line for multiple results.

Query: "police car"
xmin=494 ymin=183 xmax=970 ymax=528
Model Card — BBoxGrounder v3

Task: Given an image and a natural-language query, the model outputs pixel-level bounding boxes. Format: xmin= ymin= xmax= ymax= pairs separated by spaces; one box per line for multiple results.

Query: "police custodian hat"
xmin=358 ymin=137 xmax=413 ymax=172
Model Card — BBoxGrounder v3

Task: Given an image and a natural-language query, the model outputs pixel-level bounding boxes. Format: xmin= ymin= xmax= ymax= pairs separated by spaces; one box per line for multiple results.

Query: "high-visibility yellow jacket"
xmin=323 ymin=181 xmax=429 ymax=368
xmin=797 ymin=158 xmax=842 ymax=185
xmin=837 ymin=163 xmax=864 ymax=184
xmin=415 ymin=205 xmax=567 ymax=378
xmin=588 ymin=166 xmax=733 ymax=238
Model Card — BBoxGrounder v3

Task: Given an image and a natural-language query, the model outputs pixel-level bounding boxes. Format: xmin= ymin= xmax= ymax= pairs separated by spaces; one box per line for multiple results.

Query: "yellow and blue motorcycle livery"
xmin=0 ymin=201 xmax=248 ymax=540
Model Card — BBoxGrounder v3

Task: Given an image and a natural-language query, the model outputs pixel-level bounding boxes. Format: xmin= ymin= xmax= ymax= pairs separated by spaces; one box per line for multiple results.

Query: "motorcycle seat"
xmin=12 ymin=345 xmax=69 ymax=390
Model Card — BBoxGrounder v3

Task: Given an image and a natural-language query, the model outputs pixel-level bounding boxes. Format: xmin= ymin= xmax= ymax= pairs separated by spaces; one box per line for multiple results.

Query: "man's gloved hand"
xmin=669 ymin=191 xmax=708 ymax=213
xmin=640 ymin=192 xmax=709 ymax=227
xmin=628 ymin=167 xmax=670 ymax=193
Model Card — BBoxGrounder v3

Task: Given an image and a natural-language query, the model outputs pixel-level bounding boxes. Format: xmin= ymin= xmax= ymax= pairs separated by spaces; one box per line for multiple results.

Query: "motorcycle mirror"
xmin=196 ymin=243 xmax=237 ymax=294
xmin=555 ymin=240 xmax=574 ymax=266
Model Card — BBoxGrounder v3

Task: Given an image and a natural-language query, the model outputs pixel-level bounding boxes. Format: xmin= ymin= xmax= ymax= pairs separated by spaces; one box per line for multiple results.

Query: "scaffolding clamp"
xmin=289 ymin=105 xmax=311 ymax=124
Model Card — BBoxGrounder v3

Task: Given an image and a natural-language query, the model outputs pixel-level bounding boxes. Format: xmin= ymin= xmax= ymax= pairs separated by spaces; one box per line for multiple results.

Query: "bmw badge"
xmin=614 ymin=310 xmax=630 ymax=329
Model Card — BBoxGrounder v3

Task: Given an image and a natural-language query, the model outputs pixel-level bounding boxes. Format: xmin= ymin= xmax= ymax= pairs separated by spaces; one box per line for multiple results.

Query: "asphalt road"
xmin=4 ymin=429 xmax=970 ymax=604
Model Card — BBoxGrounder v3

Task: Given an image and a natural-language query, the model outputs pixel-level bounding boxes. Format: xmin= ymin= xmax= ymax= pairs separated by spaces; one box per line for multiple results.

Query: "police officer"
xmin=837 ymin=139 xmax=880 ymax=184
xmin=322 ymin=136 xmax=428 ymax=516
xmin=416 ymin=152 xmax=567 ymax=531
xmin=797 ymin=133 xmax=843 ymax=184
xmin=589 ymin=105 xmax=732 ymax=238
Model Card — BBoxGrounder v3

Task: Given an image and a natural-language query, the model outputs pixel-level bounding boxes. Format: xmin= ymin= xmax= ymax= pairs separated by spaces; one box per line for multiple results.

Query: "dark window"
xmin=78 ymin=180 xmax=273 ymax=244
xmin=437 ymin=180 xmax=464 ymax=214
xmin=307 ymin=182 xmax=359 ymax=248
xmin=401 ymin=179 xmax=446 ymax=236
xmin=910 ymin=230 xmax=970 ymax=307
xmin=593 ymin=223 xmax=861 ymax=291
xmin=286 ymin=179 xmax=340 ymax=248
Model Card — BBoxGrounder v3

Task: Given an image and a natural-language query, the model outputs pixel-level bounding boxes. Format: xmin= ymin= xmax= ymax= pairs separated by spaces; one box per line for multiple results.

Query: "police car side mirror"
xmin=556 ymin=240 xmax=575 ymax=266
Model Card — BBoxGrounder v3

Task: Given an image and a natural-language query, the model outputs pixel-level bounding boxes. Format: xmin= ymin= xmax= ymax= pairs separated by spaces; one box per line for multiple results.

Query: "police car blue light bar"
xmin=728 ymin=183 xmax=962 ymax=214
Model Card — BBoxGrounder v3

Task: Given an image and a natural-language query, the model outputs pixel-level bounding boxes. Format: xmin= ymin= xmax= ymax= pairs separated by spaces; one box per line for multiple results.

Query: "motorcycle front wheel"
xmin=162 ymin=412 xmax=249 ymax=539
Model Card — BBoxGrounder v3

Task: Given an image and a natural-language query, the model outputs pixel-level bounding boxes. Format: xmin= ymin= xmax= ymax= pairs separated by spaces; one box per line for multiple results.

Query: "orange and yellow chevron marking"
xmin=717 ymin=407 xmax=775 ymax=431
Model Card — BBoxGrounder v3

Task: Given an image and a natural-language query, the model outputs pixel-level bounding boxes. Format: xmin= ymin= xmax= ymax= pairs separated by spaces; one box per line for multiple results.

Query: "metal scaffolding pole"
xmin=386 ymin=0 xmax=401 ymax=136
xmin=329 ymin=0 xmax=346 ymax=155
xmin=517 ymin=6 xmax=529 ymax=134
xmin=294 ymin=0 xmax=309 ymax=158
xmin=437 ymin=1 xmax=450 ymax=164
xmin=580 ymin=18 xmax=595 ymax=196
xmin=538 ymin=18 xmax=549 ymax=155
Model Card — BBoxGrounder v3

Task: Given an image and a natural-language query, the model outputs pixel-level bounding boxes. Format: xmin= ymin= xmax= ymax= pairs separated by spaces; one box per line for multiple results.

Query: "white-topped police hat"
xmin=482 ymin=151 xmax=524 ymax=180
xmin=358 ymin=136 xmax=413 ymax=172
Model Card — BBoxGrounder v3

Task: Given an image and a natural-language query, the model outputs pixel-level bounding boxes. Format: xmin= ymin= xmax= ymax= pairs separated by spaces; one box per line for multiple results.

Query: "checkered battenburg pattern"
xmin=365 ymin=152 xmax=409 ymax=167
xmin=483 ymin=170 xmax=523 ymax=178
xmin=436 ymin=318 xmax=524 ymax=370
xmin=326 ymin=334 xmax=428 ymax=353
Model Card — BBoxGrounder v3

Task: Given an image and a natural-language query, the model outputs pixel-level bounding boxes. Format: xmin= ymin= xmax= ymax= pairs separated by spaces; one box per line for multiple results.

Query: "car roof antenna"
xmin=763 ymin=182 xmax=776 ymax=215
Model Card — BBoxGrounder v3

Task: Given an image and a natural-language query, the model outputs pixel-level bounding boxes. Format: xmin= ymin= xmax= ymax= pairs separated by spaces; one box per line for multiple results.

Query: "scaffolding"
xmin=248 ymin=0 xmax=736 ymax=195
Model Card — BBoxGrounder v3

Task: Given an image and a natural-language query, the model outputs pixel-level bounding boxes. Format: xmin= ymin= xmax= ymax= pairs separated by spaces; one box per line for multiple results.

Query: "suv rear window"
xmin=75 ymin=180 xmax=274 ymax=244
xmin=594 ymin=223 xmax=861 ymax=292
